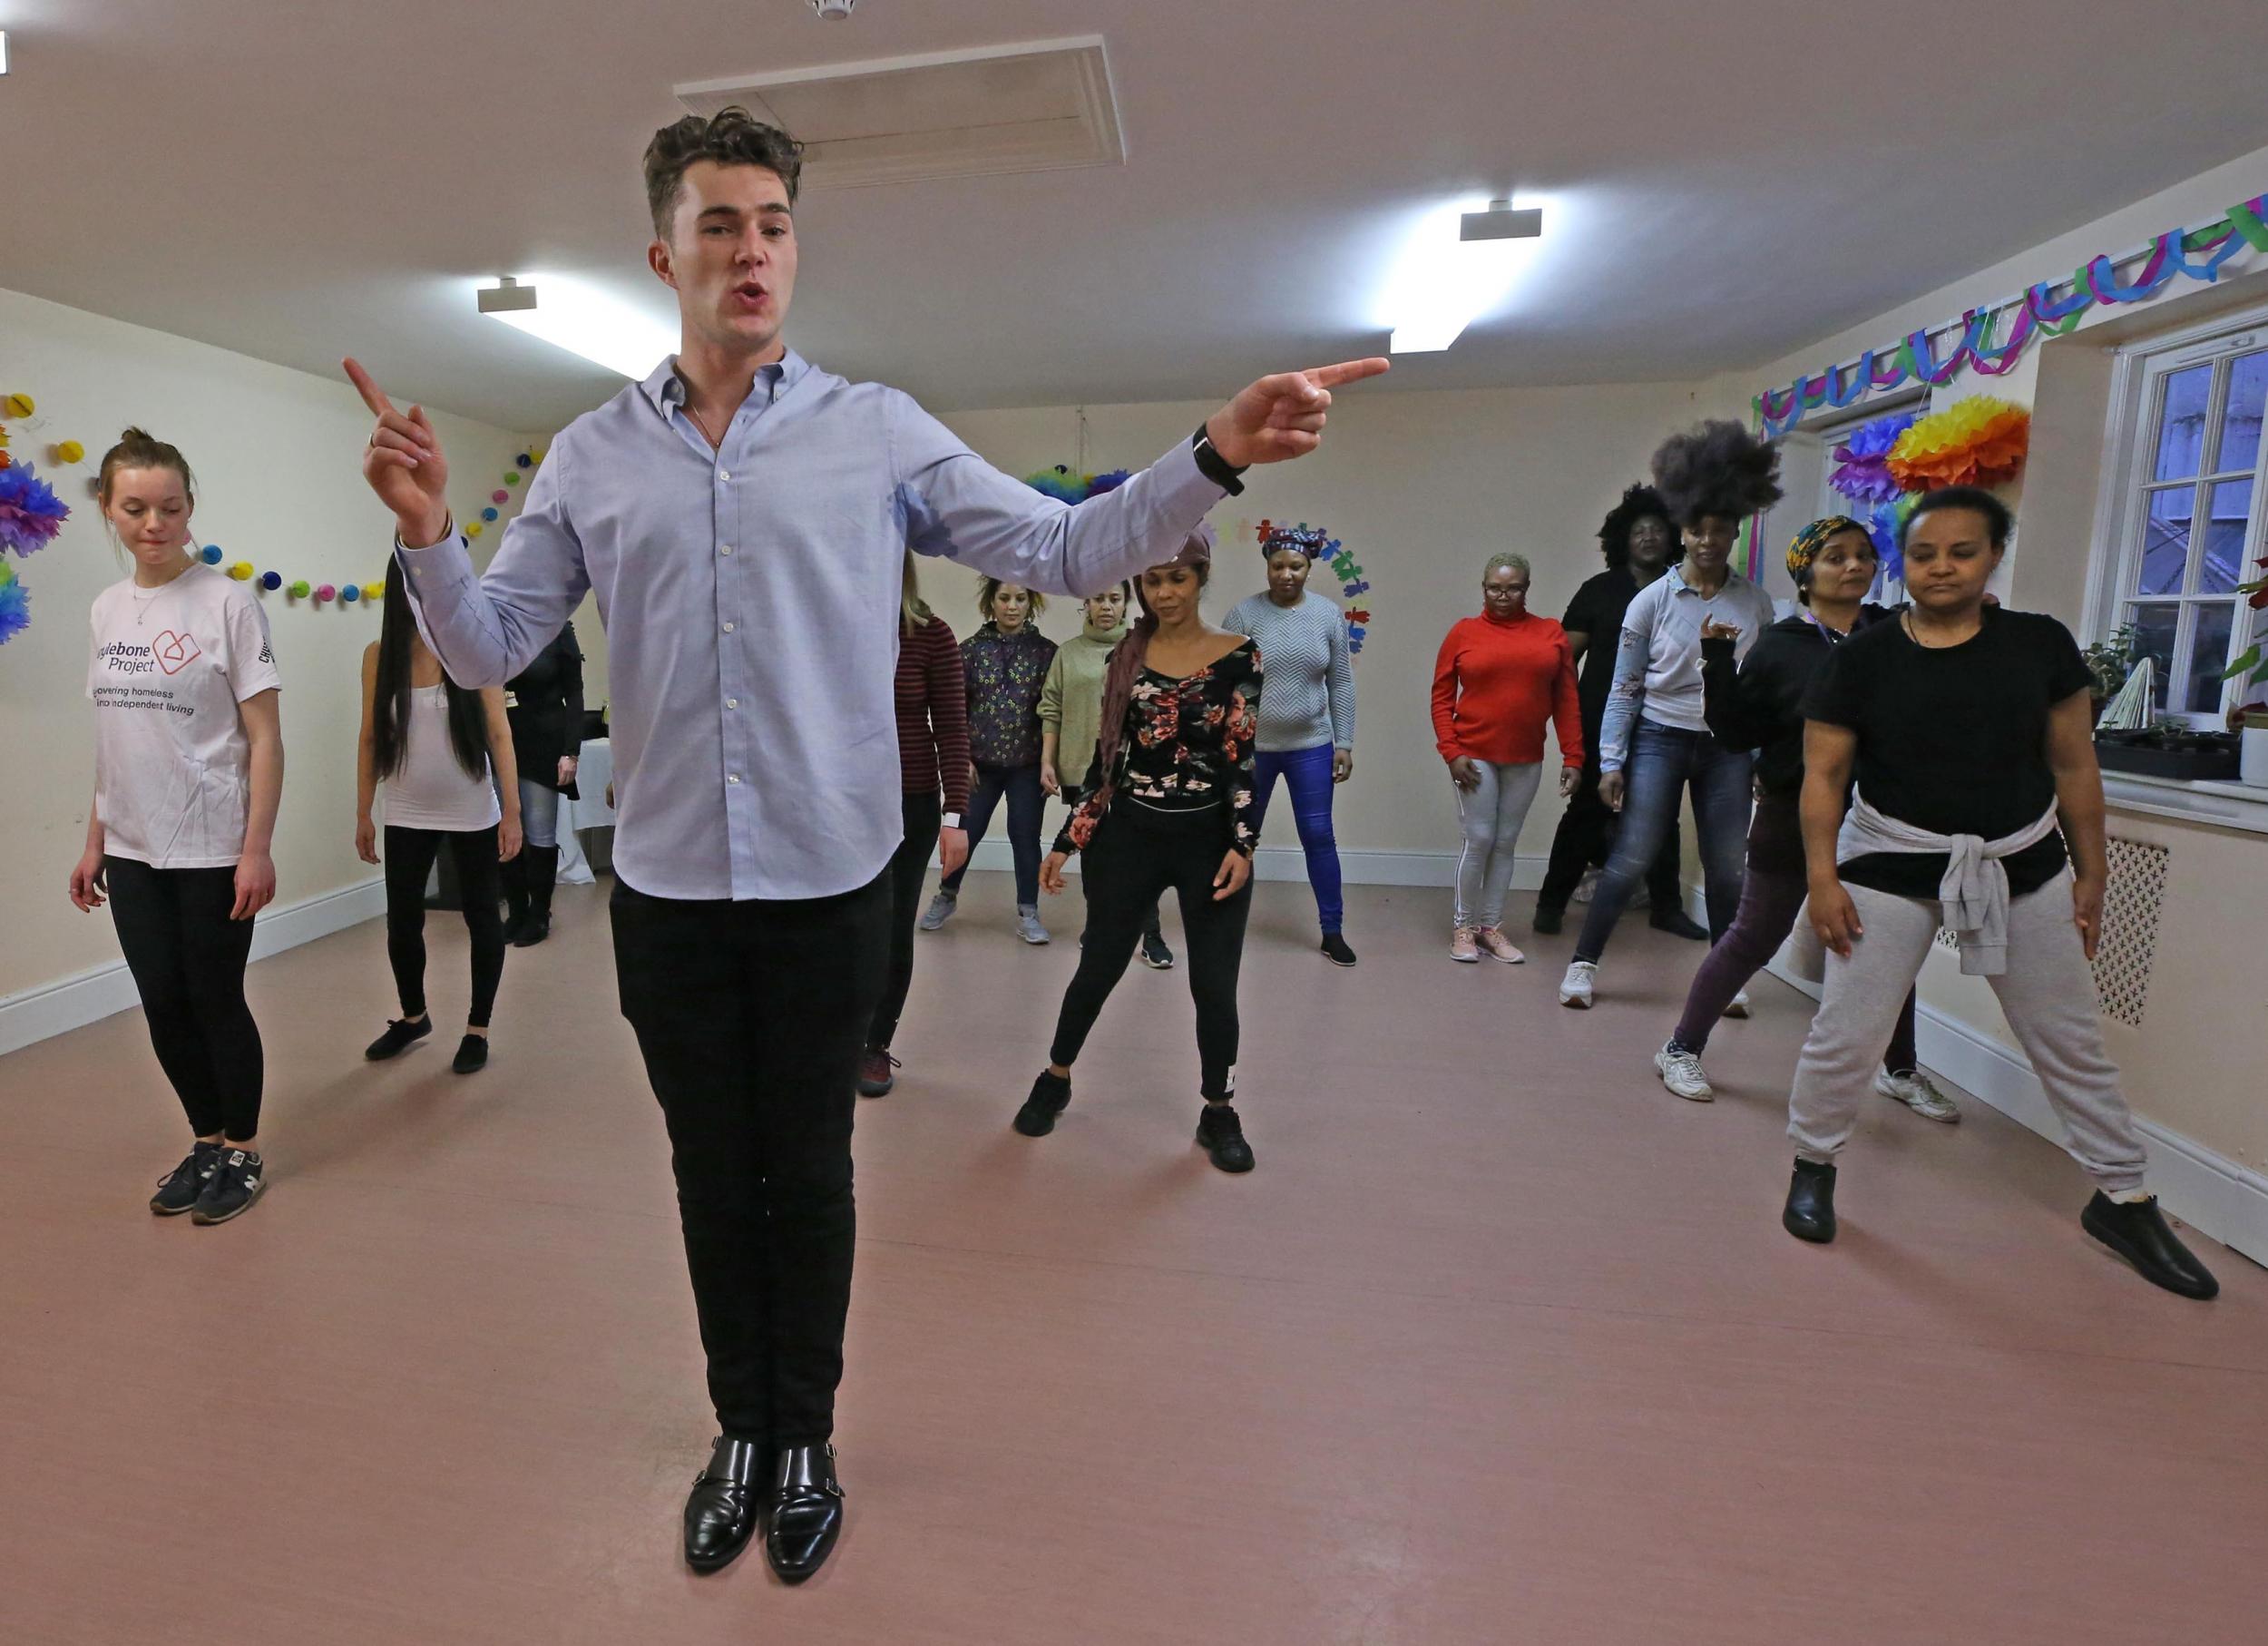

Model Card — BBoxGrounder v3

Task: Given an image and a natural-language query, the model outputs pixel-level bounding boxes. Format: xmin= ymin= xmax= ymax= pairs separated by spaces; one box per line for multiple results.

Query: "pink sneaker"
xmin=1475 ymin=926 xmax=1526 ymax=965
xmin=1450 ymin=926 xmax=1481 ymax=963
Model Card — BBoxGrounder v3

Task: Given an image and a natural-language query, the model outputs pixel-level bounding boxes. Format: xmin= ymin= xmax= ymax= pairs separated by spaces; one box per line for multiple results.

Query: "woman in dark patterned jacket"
xmin=922 ymin=577 xmax=1057 ymax=944
xmin=1012 ymin=524 xmax=1267 ymax=1173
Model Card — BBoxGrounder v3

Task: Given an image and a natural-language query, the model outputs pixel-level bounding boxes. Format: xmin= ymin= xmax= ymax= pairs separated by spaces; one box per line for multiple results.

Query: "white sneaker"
xmin=1017 ymin=905 xmax=1051 ymax=945
xmin=1559 ymin=960 xmax=1596 ymax=1008
xmin=1722 ymin=990 xmax=1751 ymax=1019
xmin=1654 ymin=1043 xmax=1715 ymax=1102
xmin=1876 ymin=1067 xmax=1960 ymax=1123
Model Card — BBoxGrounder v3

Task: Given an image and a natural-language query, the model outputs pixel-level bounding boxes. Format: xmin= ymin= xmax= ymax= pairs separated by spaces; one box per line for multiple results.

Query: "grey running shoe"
xmin=918 ymin=889 xmax=957 ymax=931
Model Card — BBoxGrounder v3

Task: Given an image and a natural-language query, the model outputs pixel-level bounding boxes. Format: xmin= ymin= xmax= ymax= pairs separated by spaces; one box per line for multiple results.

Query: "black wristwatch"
xmin=1190 ymin=425 xmax=1248 ymax=495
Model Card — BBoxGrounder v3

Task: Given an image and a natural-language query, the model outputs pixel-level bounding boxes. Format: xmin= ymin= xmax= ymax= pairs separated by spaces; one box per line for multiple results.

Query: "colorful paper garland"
xmin=1758 ymin=193 xmax=2268 ymax=437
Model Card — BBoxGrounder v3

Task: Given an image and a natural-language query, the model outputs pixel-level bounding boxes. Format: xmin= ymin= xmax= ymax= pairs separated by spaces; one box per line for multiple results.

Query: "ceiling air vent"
xmin=673 ymin=35 xmax=1124 ymax=191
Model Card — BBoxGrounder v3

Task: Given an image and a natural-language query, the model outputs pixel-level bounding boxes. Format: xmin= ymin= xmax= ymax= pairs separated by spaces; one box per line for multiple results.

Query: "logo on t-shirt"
xmin=259 ymin=640 xmax=274 ymax=664
xmin=152 ymin=630 xmax=202 ymax=675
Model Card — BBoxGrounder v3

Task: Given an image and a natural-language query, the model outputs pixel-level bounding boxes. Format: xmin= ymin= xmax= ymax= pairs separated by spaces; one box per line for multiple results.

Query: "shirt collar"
xmin=640 ymin=348 xmax=808 ymax=418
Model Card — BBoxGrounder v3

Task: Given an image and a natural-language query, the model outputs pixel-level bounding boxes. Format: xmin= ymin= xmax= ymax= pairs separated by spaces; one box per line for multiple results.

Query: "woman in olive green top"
xmin=1040 ymin=583 xmax=1172 ymax=969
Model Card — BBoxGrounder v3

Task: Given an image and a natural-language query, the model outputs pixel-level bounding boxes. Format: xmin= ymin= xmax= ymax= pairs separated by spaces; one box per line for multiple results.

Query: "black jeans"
xmin=1062 ymin=784 xmax=1164 ymax=944
xmin=1048 ymin=810 xmax=1251 ymax=1101
xmin=104 ymin=856 xmax=263 ymax=1141
xmin=384 ymin=825 xmax=505 ymax=1028
xmin=868 ymin=790 xmax=942 ymax=1050
xmin=1537 ymin=759 xmax=1685 ymax=914
xmin=938 ymin=762 xmax=1044 ymax=906
xmin=611 ymin=871 xmax=890 ymax=1447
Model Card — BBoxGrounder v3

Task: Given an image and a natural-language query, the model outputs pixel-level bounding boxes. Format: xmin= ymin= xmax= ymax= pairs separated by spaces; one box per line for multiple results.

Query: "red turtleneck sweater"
xmin=1431 ymin=609 xmax=1584 ymax=766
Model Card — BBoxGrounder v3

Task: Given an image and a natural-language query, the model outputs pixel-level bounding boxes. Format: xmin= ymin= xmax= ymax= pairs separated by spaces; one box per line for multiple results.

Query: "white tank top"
xmin=384 ymin=684 xmax=502 ymax=831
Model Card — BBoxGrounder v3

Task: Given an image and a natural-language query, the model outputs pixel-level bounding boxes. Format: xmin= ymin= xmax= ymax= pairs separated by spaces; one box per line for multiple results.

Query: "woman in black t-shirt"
xmin=1779 ymin=487 xmax=2215 ymax=1301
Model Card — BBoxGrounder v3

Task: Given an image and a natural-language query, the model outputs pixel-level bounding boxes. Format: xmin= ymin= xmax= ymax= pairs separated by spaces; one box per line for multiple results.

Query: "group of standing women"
xmin=69 ymin=426 xmax=585 ymax=1225
xmin=66 ymin=416 xmax=2221 ymax=1298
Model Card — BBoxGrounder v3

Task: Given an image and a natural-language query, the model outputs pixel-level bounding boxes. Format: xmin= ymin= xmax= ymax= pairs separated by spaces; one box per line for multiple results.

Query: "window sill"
xmin=2101 ymin=769 xmax=2268 ymax=837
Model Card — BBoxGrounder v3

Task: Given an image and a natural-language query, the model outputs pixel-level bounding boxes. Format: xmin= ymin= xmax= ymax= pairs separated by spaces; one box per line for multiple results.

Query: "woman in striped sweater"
xmin=859 ymin=554 xmax=972 ymax=1096
xmin=1224 ymin=524 xmax=1358 ymax=965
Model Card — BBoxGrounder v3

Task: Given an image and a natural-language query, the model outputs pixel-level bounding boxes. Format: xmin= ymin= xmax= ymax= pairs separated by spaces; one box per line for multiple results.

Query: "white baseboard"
xmin=1765 ymin=954 xmax=2268 ymax=1271
xmin=0 ymin=877 xmax=387 ymax=1058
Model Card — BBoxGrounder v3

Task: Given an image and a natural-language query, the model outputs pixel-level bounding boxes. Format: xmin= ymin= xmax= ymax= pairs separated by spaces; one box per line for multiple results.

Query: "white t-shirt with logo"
xmin=87 ymin=563 xmax=283 ymax=868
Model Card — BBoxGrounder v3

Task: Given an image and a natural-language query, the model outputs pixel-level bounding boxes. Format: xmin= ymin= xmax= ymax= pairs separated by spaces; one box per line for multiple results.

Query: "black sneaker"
xmin=1012 ymin=1070 xmax=1071 ymax=1137
xmin=1650 ymin=907 xmax=1710 ymax=941
xmin=1195 ymin=1103 xmax=1255 ymax=1173
xmin=150 ymin=1141 xmax=223 ymax=1216
xmin=1319 ymin=933 xmax=1357 ymax=967
xmin=1783 ymin=1159 xmax=1836 ymax=1243
xmin=452 ymin=1034 xmax=489 ymax=1075
xmin=191 ymin=1149 xmax=267 ymax=1225
xmin=1530 ymin=902 xmax=1564 ymax=936
xmin=365 ymin=1017 xmax=432 ymax=1061
xmin=1139 ymin=932 xmax=1175 ymax=970
xmin=2080 ymin=1192 xmax=2219 ymax=1299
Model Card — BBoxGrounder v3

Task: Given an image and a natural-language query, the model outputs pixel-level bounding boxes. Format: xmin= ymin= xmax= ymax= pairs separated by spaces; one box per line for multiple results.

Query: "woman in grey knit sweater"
xmin=1224 ymin=524 xmax=1358 ymax=965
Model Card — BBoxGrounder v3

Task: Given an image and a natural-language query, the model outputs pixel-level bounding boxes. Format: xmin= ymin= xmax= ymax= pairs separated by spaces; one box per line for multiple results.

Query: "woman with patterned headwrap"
xmin=1648 ymin=516 xmax=1953 ymax=1121
xmin=1014 ymin=524 xmax=1267 ymax=1173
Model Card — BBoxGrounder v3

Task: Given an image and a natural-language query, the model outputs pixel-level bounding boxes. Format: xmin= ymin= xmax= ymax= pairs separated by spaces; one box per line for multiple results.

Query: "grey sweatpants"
xmin=1452 ymin=760 xmax=1544 ymax=930
xmin=1787 ymin=868 xmax=2148 ymax=1194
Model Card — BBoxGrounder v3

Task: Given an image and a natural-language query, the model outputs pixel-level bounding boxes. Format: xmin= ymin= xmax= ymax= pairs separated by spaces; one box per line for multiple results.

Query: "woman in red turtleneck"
xmin=1431 ymin=553 xmax=1584 ymax=964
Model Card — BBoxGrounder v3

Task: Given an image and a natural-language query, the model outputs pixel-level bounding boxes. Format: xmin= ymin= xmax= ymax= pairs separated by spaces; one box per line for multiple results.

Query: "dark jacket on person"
xmin=1701 ymin=604 xmax=1895 ymax=796
xmin=506 ymin=623 xmax=586 ymax=795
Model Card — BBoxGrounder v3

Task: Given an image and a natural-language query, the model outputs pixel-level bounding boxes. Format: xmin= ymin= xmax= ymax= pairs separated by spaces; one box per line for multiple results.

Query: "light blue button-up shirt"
xmin=1597 ymin=563 xmax=1776 ymax=772
xmin=397 ymin=351 xmax=1226 ymax=900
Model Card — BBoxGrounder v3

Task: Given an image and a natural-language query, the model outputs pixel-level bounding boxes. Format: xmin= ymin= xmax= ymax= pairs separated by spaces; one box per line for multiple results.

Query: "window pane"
xmin=2184 ymin=603 xmax=2236 ymax=713
xmin=2127 ymin=603 xmax=2179 ymax=708
xmin=2154 ymin=364 xmax=2212 ymax=480
xmin=2216 ymin=349 xmax=2268 ymax=475
xmin=2200 ymin=478 xmax=2253 ymax=593
xmin=2136 ymin=487 xmax=2194 ymax=594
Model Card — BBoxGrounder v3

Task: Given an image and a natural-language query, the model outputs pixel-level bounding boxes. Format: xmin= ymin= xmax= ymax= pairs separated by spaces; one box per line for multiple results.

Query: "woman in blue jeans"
xmin=1224 ymin=524 xmax=1358 ymax=965
xmin=1560 ymin=421 xmax=1782 ymax=1009
xmin=924 ymin=579 xmax=1057 ymax=944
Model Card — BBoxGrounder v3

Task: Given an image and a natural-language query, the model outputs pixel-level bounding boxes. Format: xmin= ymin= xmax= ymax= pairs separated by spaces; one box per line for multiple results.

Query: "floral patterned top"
xmin=1058 ymin=637 xmax=1264 ymax=857
xmin=961 ymin=622 xmax=1058 ymax=769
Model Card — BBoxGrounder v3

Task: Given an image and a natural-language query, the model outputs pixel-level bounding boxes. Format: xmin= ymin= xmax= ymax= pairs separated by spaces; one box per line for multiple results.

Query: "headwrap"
xmin=1092 ymin=523 xmax=1216 ymax=808
xmin=1258 ymin=520 xmax=1328 ymax=562
xmin=1786 ymin=515 xmax=1872 ymax=585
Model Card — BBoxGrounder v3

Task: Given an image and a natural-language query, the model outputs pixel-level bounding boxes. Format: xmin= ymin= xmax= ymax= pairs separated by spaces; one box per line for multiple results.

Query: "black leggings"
xmin=384 ymin=825 xmax=505 ymax=1028
xmin=105 ymin=856 xmax=264 ymax=1141
xmin=1047 ymin=809 xmax=1252 ymax=1101
xmin=868 ymin=789 xmax=943 ymax=1051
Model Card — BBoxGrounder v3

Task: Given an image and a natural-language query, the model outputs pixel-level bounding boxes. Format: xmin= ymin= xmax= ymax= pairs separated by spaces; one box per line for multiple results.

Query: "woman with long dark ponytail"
xmin=1014 ymin=524 xmax=1267 ymax=1172
xmin=356 ymin=557 xmax=521 ymax=1073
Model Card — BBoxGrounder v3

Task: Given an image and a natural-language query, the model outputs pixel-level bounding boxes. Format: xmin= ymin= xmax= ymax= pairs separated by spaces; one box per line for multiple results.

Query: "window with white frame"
xmin=2107 ymin=319 xmax=2268 ymax=722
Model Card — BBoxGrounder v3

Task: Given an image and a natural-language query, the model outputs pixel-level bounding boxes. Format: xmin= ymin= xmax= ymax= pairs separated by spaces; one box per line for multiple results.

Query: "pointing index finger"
xmin=342 ymin=357 xmax=397 ymax=419
xmin=1305 ymin=358 xmax=1393 ymax=390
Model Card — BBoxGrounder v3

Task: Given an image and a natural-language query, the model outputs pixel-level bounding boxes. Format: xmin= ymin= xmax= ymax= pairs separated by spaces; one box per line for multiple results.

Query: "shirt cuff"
xmin=393 ymin=524 xmax=477 ymax=605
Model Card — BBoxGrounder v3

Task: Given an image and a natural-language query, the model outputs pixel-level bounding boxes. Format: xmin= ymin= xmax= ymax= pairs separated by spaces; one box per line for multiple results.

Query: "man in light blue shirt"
xmin=347 ymin=106 xmax=1384 ymax=1583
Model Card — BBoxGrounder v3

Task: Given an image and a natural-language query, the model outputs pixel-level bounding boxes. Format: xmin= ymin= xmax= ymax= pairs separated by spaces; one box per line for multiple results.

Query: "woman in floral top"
xmin=922 ymin=578 xmax=1058 ymax=944
xmin=1012 ymin=524 xmax=1267 ymax=1173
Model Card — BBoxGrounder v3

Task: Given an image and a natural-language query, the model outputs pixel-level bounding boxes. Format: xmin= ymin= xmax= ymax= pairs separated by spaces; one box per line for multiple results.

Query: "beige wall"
xmin=0 ymin=286 xmax=535 ymax=1001
xmin=936 ymin=382 xmax=1706 ymax=864
xmin=1704 ymin=145 xmax=2268 ymax=1194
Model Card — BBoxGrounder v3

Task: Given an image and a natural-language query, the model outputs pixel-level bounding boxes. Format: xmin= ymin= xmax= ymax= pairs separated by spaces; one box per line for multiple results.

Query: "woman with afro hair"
xmin=1559 ymin=421 xmax=1781 ymax=1009
xmin=1532 ymin=484 xmax=1704 ymax=940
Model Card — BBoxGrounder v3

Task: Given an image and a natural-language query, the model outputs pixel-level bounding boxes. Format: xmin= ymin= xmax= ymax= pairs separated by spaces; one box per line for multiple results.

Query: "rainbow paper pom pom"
xmin=1886 ymin=397 xmax=2031 ymax=492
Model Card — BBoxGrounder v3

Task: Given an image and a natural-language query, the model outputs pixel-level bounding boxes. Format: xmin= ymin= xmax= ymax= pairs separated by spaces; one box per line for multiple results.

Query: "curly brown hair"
xmin=643 ymin=107 xmax=806 ymax=238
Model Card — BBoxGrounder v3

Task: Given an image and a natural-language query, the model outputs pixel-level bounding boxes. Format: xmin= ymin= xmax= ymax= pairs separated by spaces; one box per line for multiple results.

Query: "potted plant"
xmin=2083 ymin=622 xmax=2140 ymax=721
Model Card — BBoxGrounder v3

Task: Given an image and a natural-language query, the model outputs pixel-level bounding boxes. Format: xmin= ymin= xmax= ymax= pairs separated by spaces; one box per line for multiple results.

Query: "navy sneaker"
xmin=191 ymin=1149 xmax=267 ymax=1225
xmin=150 ymin=1141 xmax=223 ymax=1217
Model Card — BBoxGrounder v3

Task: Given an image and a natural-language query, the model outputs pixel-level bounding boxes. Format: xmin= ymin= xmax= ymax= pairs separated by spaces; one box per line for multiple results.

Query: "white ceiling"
xmin=5 ymin=0 xmax=2265 ymax=430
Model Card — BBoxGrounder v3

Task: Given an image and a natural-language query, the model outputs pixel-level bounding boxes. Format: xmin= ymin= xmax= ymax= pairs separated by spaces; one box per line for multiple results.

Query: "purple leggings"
xmin=1671 ymin=796 xmax=1919 ymax=1068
